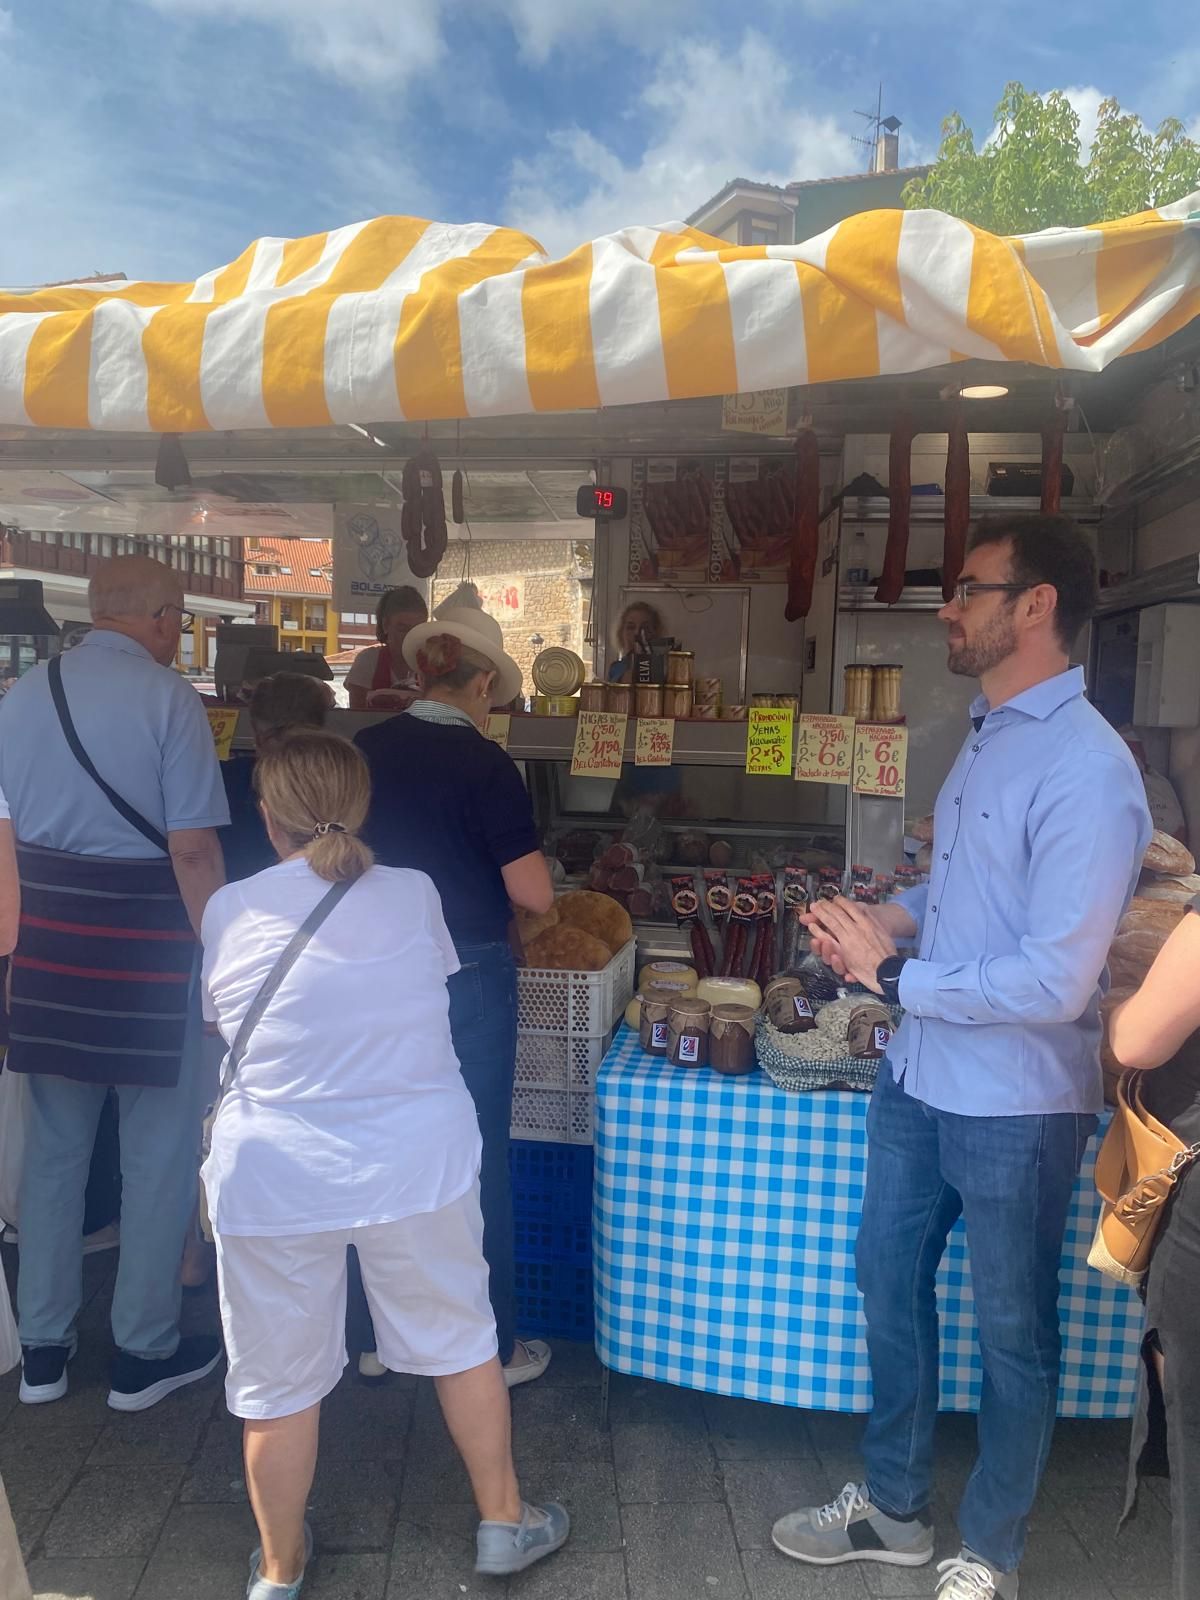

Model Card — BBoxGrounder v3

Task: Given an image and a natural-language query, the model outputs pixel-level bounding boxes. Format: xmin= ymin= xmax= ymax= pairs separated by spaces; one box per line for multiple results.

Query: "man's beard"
xmin=947 ymin=609 xmax=1018 ymax=678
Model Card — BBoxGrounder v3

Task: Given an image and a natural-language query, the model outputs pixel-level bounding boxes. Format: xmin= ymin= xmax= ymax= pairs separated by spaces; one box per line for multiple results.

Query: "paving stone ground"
xmin=2 ymin=1247 xmax=1172 ymax=1600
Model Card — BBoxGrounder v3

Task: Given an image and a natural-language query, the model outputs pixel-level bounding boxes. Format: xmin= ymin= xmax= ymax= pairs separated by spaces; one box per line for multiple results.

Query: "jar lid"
xmin=711 ymin=1003 xmax=757 ymax=1023
xmin=668 ymin=997 xmax=712 ymax=1022
xmin=667 ymin=649 xmax=695 ymax=659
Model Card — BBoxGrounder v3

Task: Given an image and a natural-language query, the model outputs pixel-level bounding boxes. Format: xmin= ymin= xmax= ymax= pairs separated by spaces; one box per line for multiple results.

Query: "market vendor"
xmin=608 ymin=600 xmax=664 ymax=684
xmin=345 ymin=585 xmax=428 ymax=711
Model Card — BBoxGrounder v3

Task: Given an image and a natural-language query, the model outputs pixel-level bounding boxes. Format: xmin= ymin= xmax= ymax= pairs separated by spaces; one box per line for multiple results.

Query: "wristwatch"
xmin=875 ymin=955 xmax=909 ymax=1007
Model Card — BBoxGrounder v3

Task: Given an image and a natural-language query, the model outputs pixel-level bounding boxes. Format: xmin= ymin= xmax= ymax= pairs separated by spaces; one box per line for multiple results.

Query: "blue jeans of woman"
xmin=856 ymin=1064 xmax=1096 ymax=1574
xmin=349 ymin=939 xmax=518 ymax=1365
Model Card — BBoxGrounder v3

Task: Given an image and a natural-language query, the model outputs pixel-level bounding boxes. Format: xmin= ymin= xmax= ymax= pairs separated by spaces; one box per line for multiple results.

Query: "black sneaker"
xmin=107 ymin=1334 xmax=223 ymax=1413
xmin=19 ymin=1343 xmax=76 ymax=1405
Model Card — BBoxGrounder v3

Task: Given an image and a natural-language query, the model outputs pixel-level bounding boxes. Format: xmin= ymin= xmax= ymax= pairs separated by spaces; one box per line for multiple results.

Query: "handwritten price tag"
xmin=635 ymin=717 xmax=675 ymax=767
xmin=852 ymin=723 xmax=909 ymax=799
xmin=570 ymin=711 xmax=628 ymax=780
xmin=745 ymin=706 xmax=795 ymax=777
xmin=484 ymin=713 xmax=511 ymax=750
xmin=794 ymin=713 xmax=855 ymax=787
xmin=205 ymin=707 xmax=240 ymax=762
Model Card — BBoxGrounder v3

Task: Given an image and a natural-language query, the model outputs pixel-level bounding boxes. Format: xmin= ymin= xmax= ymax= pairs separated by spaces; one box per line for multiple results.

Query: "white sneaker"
xmin=504 ymin=1339 xmax=551 ymax=1388
xmin=357 ymin=1351 xmax=389 ymax=1384
xmin=936 ymin=1551 xmax=1019 ymax=1599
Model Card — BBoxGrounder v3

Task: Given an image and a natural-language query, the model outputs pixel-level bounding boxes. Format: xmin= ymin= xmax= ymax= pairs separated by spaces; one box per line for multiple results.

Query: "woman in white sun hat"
xmin=352 ymin=586 xmax=556 ymax=1390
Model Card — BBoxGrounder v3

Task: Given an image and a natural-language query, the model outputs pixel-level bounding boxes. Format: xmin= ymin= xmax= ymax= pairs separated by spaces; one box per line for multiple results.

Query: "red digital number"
xmin=595 ymin=489 xmax=614 ymax=509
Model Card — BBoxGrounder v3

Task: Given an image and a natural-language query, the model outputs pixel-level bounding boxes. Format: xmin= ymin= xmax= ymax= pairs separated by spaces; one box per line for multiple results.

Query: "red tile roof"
xmin=244 ymin=538 xmax=333 ymax=599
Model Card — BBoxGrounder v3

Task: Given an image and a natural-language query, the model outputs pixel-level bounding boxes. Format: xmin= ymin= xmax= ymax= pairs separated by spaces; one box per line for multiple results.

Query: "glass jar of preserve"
xmin=635 ymin=683 xmax=665 ymax=719
xmin=667 ymin=998 xmax=711 ymax=1067
xmin=764 ymin=976 xmax=817 ymax=1033
xmin=663 ymin=684 xmax=693 ymax=719
xmin=579 ymin=681 xmax=608 ymax=712
xmin=709 ymin=1004 xmax=757 ymax=1075
xmin=666 ymin=650 xmax=695 ymax=688
xmin=606 ymin=682 xmax=634 ymax=715
xmin=843 ymin=664 xmax=873 ymax=721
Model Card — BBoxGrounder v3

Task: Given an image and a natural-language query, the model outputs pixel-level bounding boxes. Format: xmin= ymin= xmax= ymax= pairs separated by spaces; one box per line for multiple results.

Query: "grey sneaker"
xmin=247 ymin=1520 xmax=313 ymax=1599
xmin=936 ymin=1551 xmax=1019 ymax=1598
xmin=475 ymin=1500 xmax=570 ymax=1575
xmin=772 ymin=1482 xmax=934 ymax=1567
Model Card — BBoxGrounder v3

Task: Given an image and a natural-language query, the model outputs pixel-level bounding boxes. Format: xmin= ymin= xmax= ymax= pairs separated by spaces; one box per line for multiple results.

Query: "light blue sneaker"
xmin=246 ymin=1521 xmax=313 ymax=1599
xmin=475 ymin=1500 xmax=570 ymax=1576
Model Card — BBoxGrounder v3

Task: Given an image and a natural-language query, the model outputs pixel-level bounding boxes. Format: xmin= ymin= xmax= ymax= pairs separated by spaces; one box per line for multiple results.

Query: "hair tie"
xmin=312 ymin=822 xmax=346 ymax=838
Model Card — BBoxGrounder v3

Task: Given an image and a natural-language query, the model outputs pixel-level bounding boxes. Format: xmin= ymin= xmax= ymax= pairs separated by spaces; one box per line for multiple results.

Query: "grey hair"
xmin=88 ymin=555 xmax=184 ymax=622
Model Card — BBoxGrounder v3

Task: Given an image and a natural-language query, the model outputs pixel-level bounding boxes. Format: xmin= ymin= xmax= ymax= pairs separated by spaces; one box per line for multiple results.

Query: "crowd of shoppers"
xmin=0 ymin=526 xmax=1198 ymax=1600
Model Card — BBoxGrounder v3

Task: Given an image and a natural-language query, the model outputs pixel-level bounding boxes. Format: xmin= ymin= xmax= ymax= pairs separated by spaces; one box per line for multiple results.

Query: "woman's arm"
xmin=0 ymin=820 xmax=18 ymax=956
xmin=1109 ymin=910 xmax=1200 ymax=1071
xmin=347 ymin=684 xmax=370 ymax=711
xmin=502 ymin=850 xmax=554 ymax=916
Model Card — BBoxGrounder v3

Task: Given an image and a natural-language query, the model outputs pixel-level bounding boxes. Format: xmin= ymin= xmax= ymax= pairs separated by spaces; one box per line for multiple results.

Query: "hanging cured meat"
xmin=1041 ymin=408 xmax=1066 ymax=514
xmin=874 ymin=414 xmax=914 ymax=605
xmin=942 ymin=414 xmax=970 ymax=602
xmin=784 ymin=427 xmax=821 ymax=622
xmin=401 ymin=446 xmax=448 ymax=579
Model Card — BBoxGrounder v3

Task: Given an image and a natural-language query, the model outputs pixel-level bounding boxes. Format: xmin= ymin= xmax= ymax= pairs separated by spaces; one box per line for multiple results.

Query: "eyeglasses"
xmin=155 ymin=603 xmax=195 ymax=632
xmin=950 ymin=581 xmax=1029 ymax=610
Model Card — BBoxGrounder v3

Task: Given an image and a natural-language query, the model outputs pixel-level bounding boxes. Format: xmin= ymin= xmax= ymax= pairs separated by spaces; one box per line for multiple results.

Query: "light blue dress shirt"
xmin=891 ymin=666 xmax=1152 ymax=1117
xmin=0 ymin=630 xmax=229 ymax=859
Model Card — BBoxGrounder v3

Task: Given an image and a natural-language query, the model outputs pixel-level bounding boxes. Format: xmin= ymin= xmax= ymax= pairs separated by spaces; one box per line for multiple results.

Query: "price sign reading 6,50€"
xmin=852 ymin=722 xmax=909 ymax=800
xmin=794 ymin=713 xmax=855 ymax=787
xmin=745 ymin=706 xmax=795 ymax=777
xmin=635 ymin=717 xmax=675 ymax=767
xmin=570 ymin=711 xmax=628 ymax=781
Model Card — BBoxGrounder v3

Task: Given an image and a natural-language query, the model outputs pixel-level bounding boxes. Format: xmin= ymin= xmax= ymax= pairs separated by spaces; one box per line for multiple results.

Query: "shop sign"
xmin=745 ymin=706 xmax=794 ymax=777
xmin=794 ymin=714 xmax=855 ymax=787
xmin=721 ymin=389 xmax=788 ymax=436
xmin=635 ymin=717 xmax=675 ymax=767
xmin=570 ymin=711 xmax=628 ymax=780
xmin=332 ymin=501 xmax=425 ymax=614
xmin=205 ymin=707 xmax=240 ymax=762
xmin=852 ymin=723 xmax=909 ymax=799
xmin=484 ymin=713 xmax=511 ymax=750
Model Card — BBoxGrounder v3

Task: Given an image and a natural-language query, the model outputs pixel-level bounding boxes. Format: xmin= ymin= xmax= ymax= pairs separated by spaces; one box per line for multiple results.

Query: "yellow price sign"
xmin=205 ymin=707 xmax=240 ymax=762
xmin=484 ymin=713 xmax=511 ymax=750
xmin=745 ymin=706 xmax=794 ymax=777
xmin=570 ymin=711 xmax=628 ymax=780
xmin=852 ymin=723 xmax=909 ymax=799
xmin=635 ymin=717 xmax=675 ymax=767
xmin=794 ymin=713 xmax=855 ymax=787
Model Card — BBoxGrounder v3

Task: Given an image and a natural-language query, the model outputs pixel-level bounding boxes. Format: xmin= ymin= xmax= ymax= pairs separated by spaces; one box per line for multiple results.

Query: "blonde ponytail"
xmin=254 ymin=731 xmax=375 ymax=884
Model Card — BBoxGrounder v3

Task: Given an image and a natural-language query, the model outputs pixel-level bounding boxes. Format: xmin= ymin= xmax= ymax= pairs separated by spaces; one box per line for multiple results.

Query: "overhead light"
xmin=958 ymin=384 xmax=1009 ymax=400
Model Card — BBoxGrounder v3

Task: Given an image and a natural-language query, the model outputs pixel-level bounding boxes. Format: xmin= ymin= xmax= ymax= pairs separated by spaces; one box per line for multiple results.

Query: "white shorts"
xmin=214 ymin=1184 xmax=498 ymax=1419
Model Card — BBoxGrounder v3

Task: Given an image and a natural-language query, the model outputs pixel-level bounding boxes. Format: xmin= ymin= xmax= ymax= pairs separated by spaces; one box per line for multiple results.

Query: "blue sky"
xmin=2 ymin=0 xmax=1196 ymax=285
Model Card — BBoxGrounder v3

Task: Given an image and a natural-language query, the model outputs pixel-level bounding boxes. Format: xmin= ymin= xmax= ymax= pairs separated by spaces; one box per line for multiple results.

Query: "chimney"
xmin=874 ymin=116 xmax=901 ymax=172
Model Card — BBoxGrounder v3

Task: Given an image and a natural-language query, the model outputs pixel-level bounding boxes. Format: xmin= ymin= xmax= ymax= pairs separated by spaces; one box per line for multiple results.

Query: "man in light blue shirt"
xmin=0 ymin=557 xmax=228 ymax=1415
xmin=774 ymin=517 xmax=1151 ymax=1599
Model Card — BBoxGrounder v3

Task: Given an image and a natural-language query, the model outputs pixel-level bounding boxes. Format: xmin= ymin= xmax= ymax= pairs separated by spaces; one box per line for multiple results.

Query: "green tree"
xmin=904 ymin=83 xmax=1200 ymax=233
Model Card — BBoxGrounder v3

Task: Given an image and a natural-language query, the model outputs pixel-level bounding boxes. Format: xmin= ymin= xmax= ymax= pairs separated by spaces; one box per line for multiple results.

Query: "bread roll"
xmin=556 ymin=889 xmax=634 ymax=954
xmin=1143 ymin=831 xmax=1195 ymax=878
xmin=525 ymin=926 xmax=613 ymax=972
xmin=515 ymin=905 xmax=559 ymax=947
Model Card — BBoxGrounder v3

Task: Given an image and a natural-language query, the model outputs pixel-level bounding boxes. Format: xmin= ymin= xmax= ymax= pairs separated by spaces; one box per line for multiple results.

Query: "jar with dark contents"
xmin=847 ymin=1001 xmax=894 ymax=1060
xmin=639 ymin=989 xmax=675 ymax=1056
xmin=764 ymin=977 xmax=817 ymax=1033
xmin=709 ymin=1004 xmax=757 ymax=1075
xmin=851 ymin=863 xmax=873 ymax=886
xmin=668 ymin=998 xmax=711 ymax=1067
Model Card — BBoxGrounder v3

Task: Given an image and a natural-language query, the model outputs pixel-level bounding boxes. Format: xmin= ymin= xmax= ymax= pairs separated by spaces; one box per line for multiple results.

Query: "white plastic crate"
xmin=511 ymin=940 xmax=636 ymax=1143
xmin=516 ymin=939 xmax=635 ymax=1038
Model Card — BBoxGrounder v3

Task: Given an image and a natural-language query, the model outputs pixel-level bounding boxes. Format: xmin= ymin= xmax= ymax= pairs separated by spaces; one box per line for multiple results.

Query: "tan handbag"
xmin=1089 ymin=1070 xmax=1200 ymax=1288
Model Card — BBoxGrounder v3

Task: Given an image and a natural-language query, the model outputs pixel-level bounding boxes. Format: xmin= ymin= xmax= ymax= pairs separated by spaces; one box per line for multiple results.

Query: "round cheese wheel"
xmin=696 ymin=976 xmax=763 ymax=1013
xmin=637 ymin=961 xmax=699 ymax=994
xmin=625 ymin=994 xmax=644 ymax=1030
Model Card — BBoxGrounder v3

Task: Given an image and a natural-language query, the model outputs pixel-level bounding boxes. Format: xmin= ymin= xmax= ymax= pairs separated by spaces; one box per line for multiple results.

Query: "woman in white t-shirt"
xmin=201 ymin=732 xmax=568 ymax=1597
xmin=0 ymin=781 xmax=16 ymax=956
xmin=344 ymin=586 xmax=428 ymax=712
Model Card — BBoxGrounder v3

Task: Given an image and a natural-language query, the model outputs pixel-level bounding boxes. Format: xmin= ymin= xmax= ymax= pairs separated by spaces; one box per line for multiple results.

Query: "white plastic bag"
xmin=0 ymin=1063 xmax=29 ymax=1229
xmin=0 ymin=1263 xmax=17 ymax=1376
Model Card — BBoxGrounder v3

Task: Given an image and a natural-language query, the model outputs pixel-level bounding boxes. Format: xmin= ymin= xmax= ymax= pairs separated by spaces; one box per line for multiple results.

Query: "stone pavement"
xmin=2 ymin=1247 xmax=1173 ymax=1600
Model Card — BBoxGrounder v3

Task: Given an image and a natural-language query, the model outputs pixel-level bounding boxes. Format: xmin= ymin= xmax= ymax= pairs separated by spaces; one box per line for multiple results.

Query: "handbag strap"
xmin=221 ymin=877 xmax=353 ymax=1092
xmin=48 ymin=654 xmax=169 ymax=853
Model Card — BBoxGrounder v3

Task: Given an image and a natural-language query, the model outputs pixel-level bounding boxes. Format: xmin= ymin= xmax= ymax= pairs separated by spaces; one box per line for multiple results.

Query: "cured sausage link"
xmin=785 ymin=428 xmax=821 ymax=622
xmin=874 ymin=414 xmax=914 ymax=605
xmin=942 ymin=414 xmax=970 ymax=603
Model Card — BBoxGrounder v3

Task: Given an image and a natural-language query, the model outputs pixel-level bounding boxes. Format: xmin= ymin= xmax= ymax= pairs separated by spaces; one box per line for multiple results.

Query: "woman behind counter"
xmin=354 ymin=596 xmax=555 ymax=1388
xmin=608 ymin=600 xmax=664 ymax=684
xmin=345 ymin=586 xmax=428 ymax=711
xmin=1108 ymin=900 xmax=1200 ymax=1600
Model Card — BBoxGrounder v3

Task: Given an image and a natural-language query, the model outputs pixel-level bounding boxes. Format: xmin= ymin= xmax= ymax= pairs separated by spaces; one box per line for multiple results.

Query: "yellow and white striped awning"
xmin=2 ymin=195 xmax=1197 ymax=434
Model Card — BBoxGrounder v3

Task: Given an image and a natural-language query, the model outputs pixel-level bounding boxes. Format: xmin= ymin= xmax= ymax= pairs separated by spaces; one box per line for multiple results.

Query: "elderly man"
xmin=0 ymin=556 xmax=227 ymax=1411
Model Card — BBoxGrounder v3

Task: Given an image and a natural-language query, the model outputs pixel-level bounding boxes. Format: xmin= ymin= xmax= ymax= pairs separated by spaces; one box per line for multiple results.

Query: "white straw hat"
xmin=403 ymin=606 xmax=523 ymax=706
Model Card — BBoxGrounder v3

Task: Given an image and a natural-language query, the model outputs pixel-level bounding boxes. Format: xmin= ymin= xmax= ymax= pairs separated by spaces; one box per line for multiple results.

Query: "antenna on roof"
xmin=851 ymin=86 xmax=902 ymax=173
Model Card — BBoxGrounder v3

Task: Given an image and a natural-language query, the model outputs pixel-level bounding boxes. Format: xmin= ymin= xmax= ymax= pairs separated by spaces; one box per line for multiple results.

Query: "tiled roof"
xmin=786 ymin=166 xmax=930 ymax=192
xmin=244 ymin=537 xmax=333 ymax=599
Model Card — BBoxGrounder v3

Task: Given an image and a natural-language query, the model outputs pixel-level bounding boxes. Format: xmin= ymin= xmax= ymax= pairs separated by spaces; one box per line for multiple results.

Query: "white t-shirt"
xmin=0 ymin=781 xmax=8 ymax=819
xmin=200 ymin=859 xmax=481 ymax=1237
xmin=344 ymin=645 xmax=414 ymax=692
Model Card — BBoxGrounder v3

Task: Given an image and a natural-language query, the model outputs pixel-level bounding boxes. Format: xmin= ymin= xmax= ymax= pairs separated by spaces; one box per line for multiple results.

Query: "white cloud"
xmin=1061 ymin=84 xmax=1106 ymax=156
xmin=505 ymin=31 xmax=858 ymax=254
xmin=0 ymin=7 xmax=12 ymax=37
xmin=504 ymin=0 xmax=692 ymax=62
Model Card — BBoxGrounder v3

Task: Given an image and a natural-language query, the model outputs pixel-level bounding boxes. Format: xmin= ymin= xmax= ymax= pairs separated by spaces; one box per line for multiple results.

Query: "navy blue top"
xmin=354 ymin=715 xmax=539 ymax=946
xmin=218 ymin=754 xmax=277 ymax=883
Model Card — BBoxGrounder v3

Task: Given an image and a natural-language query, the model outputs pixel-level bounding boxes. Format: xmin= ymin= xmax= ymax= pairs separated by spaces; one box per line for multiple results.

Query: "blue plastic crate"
xmin=515 ymin=1258 xmax=594 ymax=1341
xmin=509 ymin=1140 xmax=593 ymax=1225
xmin=512 ymin=1211 xmax=592 ymax=1265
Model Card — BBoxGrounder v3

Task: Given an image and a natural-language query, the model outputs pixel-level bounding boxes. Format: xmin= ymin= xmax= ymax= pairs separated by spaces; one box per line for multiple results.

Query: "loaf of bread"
xmin=1143 ymin=831 xmax=1195 ymax=878
xmin=1136 ymin=873 xmax=1200 ymax=903
xmin=1119 ymin=898 xmax=1191 ymax=938
xmin=515 ymin=905 xmax=559 ymax=947
xmin=524 ymin=926 xmax=613 ymax=972
xmin=555 ymin=889 xmax=633 ymax=954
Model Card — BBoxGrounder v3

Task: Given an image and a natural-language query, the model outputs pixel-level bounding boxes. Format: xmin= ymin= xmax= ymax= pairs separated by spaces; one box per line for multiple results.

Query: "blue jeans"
xmin=16 ymin=1012 xmax=206 ymax=1359
xmin=856 ymin=1065 xmax=1096 ymax=1573
xmin=349 ymin=939 xmax=518 ymax=1364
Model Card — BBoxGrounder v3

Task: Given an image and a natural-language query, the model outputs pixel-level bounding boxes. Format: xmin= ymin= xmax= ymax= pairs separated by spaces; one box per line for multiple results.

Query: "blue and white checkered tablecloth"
xmin=594 ymin=1028 xmax=1144 ymax=1418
